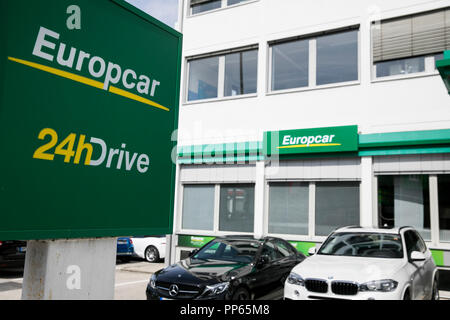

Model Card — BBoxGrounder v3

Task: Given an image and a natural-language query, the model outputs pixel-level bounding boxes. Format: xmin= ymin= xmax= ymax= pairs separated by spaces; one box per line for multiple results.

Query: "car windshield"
xmin=193 ymin=239 xmax=260 ymax=264
xmin=318 ymin=232 xmax=404 ymax=259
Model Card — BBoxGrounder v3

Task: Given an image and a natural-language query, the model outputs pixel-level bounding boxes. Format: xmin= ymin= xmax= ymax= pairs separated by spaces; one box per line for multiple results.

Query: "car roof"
xmin=332 ymin=226 xmax=415 ymax=235
xmin=216 ymin=235 xmax=287 ymax=243
xmin=216 ymin=235 xmax=263 ymax=242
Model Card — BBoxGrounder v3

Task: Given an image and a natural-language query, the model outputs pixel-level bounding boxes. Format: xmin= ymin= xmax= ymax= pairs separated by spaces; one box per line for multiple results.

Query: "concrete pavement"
xmin=0 ymin=260 xmax=164 ymax=300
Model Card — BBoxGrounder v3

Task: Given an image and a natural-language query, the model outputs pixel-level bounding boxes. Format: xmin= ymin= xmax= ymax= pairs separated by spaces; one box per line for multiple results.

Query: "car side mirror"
xmin=308 ymin=247 xmax=316 ymax=256
xmin=410 ymin=251 xmax=426 ymax=262
xmin=256 ymin=255 xmax=269 ymax=268
xmin=189 ymin=248 xmax=199 ymax=257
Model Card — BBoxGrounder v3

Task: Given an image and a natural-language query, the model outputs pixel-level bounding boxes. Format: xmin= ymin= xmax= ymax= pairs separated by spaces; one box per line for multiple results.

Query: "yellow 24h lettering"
xmin=33 ymin=128 xmax=92 ymax=165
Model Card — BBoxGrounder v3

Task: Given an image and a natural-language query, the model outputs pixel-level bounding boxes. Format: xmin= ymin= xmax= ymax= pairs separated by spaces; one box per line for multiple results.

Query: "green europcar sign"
xmin=0 ymin=0 xmax=182 ymax=240
xmin=264 ymin=125 xmax=358 ymax=156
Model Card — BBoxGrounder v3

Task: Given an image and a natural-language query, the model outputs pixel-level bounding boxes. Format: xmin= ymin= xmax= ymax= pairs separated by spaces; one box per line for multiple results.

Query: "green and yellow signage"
xmin=0 ymin=0 xmax=182 ymax=240
xmin=264 ymin=125 xmax=358 ymax=156
xmin=178 ymin=235 xmax=216 ymax=248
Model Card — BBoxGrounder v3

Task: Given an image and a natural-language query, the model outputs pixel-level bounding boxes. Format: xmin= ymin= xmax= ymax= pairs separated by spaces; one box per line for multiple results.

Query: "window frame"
xmin=267 ymin=26 xmax=361 ymax=96
xmin=184 ymin=46 xmax=259 ymax=105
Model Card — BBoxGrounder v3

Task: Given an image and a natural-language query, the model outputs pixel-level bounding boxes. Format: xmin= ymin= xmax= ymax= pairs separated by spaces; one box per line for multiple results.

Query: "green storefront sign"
xmin=178 ymin=235 xmax=216 ymax=248
xmin=0 ymin=0 xmax=182 ymax=240
xmin=264 ymin=125 xmax=358 ymax=156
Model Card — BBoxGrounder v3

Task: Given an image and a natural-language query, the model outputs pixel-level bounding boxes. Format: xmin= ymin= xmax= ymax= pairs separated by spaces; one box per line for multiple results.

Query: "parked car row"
xmin=117 ymin=236 xmax=166 ymax=263
xmin=0 ymin=236 xmax=166 ymax=271
xmin=146 ymin=226 xmax=439 ymax=300
xmin=0 ymin=240 xmax=27 ymax=269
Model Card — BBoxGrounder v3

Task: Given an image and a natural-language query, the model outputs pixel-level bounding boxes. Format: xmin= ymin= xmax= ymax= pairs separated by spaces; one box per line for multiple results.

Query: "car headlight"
xmin=287 ymin=272 xmax=305 ymax=286
xmin=204 ymin=282 xmax=230 ymax=296
xmin=359 ymin=279 xmax=398 ymax=292
xmin=149 ymin=274 xmax=156 ymax=289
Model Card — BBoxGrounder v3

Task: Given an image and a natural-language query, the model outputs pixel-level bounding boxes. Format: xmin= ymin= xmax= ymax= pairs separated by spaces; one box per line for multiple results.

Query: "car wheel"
xmin=432 ymin=279 xmax=439 ymax=300
xmin=232 ymin=287 xmax=250 ymax=300
xmin=144 ymin=246 xmax=160 ymax=263
xmin=403 ymin=289 xmax=411 ymax=300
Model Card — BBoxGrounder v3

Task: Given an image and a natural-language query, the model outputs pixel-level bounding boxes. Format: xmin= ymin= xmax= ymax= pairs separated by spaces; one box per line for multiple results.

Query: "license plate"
xmin=17 ymin=247 xmax=26 ymax=253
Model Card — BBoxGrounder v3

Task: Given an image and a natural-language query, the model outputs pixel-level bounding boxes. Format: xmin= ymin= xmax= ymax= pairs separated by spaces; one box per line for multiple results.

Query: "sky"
xmin=125 ymin=0 xmax=179 ymax=28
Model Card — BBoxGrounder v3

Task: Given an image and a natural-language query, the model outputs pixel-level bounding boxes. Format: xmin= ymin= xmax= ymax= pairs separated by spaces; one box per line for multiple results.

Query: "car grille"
xmin=305 ymin=279 xmax=328 ymax=293
xmin=331 ymin=281 xmax=359 ymax=296
xmin=155 ymin=281 xmax=202 ymax=299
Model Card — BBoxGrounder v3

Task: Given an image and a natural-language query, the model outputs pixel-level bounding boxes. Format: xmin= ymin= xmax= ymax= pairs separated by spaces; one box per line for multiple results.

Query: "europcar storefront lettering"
xmin=264 ymin=125 xmax=359 ymax=155
xmin=281 ymin=133 xmax=338 ymax=148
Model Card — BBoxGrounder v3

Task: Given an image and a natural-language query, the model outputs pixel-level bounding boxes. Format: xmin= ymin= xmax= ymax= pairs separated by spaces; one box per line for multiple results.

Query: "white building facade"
xmin=169 ymin=0 xmax=450 ymax=282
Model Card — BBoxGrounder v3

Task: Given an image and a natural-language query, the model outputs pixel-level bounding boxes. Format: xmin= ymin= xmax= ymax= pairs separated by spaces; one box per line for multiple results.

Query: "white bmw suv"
xmin=284 ymin=226 xmax=439 ymax=300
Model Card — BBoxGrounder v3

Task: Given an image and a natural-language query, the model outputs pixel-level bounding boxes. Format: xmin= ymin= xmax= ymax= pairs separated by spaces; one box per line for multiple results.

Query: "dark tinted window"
xmin=404 ymin=230 xmax=425 ymax=257
xmin=318 ymin=232 xmax=403 ymax=258
xmin=261 ymin=241 xmax=281 ymax=261
xmin=194 ymin=239 xmax=259 ymax=263
xmin=219 ymin=184 xmax=255 ymax=232
xmin=275 ymin=239 xmax=297 ymax=257
xmin=378 ymin=175 xmax=431 ymax=241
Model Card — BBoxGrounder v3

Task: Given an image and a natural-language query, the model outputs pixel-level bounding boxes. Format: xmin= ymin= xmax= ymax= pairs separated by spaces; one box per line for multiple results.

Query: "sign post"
xmin=1 ymin=0 xmax=182 ymax=299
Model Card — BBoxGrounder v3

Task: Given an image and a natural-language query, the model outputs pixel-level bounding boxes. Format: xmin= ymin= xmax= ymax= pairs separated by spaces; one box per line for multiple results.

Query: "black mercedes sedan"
xmin=146 ymin=236 xmax=306 ymax=300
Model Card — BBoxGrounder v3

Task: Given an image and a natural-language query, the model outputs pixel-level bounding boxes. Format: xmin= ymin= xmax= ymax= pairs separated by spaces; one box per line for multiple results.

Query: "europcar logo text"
xmin=278 ymin=133 xmax=340 ymax=149
xmin=8 ymin=26 xmax=169 ymax=111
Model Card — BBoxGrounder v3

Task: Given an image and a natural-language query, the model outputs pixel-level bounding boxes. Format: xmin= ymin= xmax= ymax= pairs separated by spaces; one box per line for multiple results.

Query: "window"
xmin=182 ymin=185 xmax=215 ymax=230
xmin=219 ymin=184 xmax=255 ymax=232
xmin=378 ymin=175 xmax=430 ymax=241
xmin=316 ymin=30 xmax=359 ymax=85
xmin=375 ymin=56 xmax=425 ymax=78
xmin=193 ymin=239 xmax=258 ymax=263
xmin=190 ymin=0 xmax=252 ymax=15
xmin=181 ymin=183 xmax=255 ymax=234
xmin=271 ymin=39 xmax=309 ymax=90
xmin=261 ymin=241 xmax=280 ymax=261
xmin=372 ymin=7 xmax=450 ymax=79
xmin=188 ymin=56 xmax=219 ymax=101
xmin=224 ymin=50 xmax=258 ymax=96
xmin=274 ymin=239 xmax=297 ymax=257
xmin=228 ymin=0 xmax=250 ymax=5
xmin=315 ymin=182 xmax=360 ymax=236
xmin=438 ymin=175 xmax=450 ymax=242
xmin=187 ymin=48 xmax=258 ymax=102
xmin=190 ymin=0 xmax=221 ymax=15
xmin=404 ymin=230 xmax=425 ymax=259
xmin=318 ymin=232 xmax=403 ymax=259
xmin=267 ymin=181 xmax=360 ymax=238
xmin=435 ymin=53 xmax=444 ymax=70
xmin=270 ymin=28 xmax=359 ymax=92
xmin=268 ymin=182 xmax=309 ymax=235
